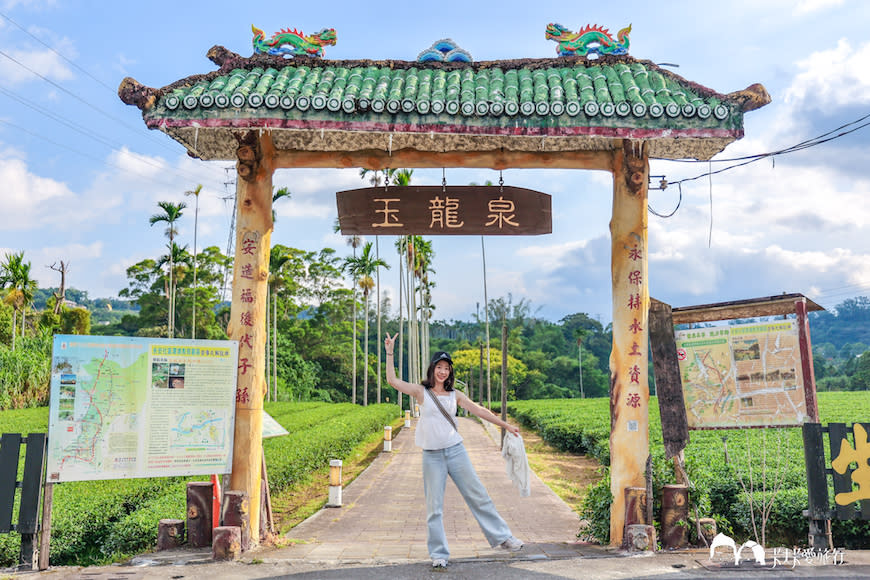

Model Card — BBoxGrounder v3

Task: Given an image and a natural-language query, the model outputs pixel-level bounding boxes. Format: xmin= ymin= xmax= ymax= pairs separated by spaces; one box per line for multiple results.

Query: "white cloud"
xmin=785 ymin=39 xmax=870 ymax=108
xmin=0 ymin=156 xmax=75 ymax=230
xmin=794 ymin=0 xmax=846 ymax=15
xmin=0 ymin=46 xmax=73 ymax=85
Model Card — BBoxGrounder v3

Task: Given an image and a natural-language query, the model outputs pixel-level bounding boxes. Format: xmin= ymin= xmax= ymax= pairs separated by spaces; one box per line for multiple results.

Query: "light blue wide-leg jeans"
xmin=422 ymin=442 xmax=513 ymax=560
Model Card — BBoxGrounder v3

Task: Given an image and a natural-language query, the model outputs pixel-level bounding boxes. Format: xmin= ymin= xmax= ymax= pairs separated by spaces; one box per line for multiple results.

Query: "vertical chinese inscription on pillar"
xmin=626 ymin=242 xmax=644 ymax=410
xmin=236 ymin=231 xmax=259 ymax=405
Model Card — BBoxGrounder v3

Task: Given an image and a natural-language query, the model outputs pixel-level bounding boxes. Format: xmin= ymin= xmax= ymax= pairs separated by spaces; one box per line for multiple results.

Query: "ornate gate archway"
xmin=120 ymin=30 xmax=769 ymax=545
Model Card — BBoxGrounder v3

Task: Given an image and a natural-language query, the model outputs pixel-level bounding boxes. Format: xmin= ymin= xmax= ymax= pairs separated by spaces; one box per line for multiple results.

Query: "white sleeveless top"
xmin=415 ymin=389 xmax=464 ymax=450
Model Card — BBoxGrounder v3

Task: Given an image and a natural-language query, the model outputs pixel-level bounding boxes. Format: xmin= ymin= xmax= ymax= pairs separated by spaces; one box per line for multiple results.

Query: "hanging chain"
xmin=385 ymin=168 xmax=390 ymax=191
xmin=442 ymin=168 xmax=447 ymax=193
xmin=499 ymin=170 xmax=504 ymax=192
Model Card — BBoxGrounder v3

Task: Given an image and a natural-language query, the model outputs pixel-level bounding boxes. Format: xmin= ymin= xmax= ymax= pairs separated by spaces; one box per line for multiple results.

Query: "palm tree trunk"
xmin=363 ymin=292 xmax=370 ymax=406
xmin=168 ymin=255 xmax=174 ymax=338
xmin=351 ymin=287 xmax=357 ymax=405
xmin=407 ymin=260 xmax=417 ymax=382
xmin=397 ymin=248 xmax=404 ymax=410
xmin=273 ymin=290 xmax=278 ymax=402
xmin=482 ymin=236 xmax=491 ymax=409
xmin=376 ymin=236 xmax=382 ymax=404
xmin=11 ymin=309 xmax=16 ymax=351
xmin=191 ymin=198 xmax=198 ymax=339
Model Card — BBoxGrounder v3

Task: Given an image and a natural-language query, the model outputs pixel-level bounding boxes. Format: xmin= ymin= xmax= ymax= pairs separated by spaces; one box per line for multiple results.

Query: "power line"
xmin=0 ymin=85 xmax=225 ymax=189
xmin=0 ymin=46 xmax=181 ymax=155
xmin=0 ymin=117 xmax=222 ymax=192
xmin=647 ymin=111 xmax=870 ymax=218
xmin=652 ymin=111 xmax=870 ymax=188
xmin=0 ymin=11 xmax=117 ymax=94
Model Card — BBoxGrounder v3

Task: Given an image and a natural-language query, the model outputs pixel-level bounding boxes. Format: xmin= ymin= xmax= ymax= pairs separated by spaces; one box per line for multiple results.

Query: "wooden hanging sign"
xmin=336 ymin=185 xmax=551 ymax=235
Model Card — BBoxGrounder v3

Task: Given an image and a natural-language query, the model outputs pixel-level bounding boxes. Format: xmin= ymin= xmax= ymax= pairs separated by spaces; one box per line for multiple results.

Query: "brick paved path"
xmin=275 ymin=416 xmax=598 ymax=564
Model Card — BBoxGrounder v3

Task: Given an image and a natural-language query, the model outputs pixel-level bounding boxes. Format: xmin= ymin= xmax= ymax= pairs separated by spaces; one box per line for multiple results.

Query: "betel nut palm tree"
xmin=344 ymin=242 xmax=388 ymax=405
xmin=1 ymin=251 xmax=37 ymax=351
xmin=184 ymin=185 xmax=202 ymax=339
xmin=334 ymin=217 xmax=362 ymax=405
xmin=149 ymin=200 xmax=186 ymax=338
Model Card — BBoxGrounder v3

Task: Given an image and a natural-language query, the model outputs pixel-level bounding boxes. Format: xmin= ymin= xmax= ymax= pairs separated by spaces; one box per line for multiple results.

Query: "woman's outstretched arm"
xmin=455 ymin=390 xmax=519 ymax=436
xmin=384 ymin=333 xmax=423 ymax=399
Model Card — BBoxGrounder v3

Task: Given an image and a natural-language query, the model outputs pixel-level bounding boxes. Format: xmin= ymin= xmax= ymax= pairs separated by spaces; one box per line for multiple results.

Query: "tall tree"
xmin=344 ymin=242 xmax=389 ymax=405
xmin=149 ymin=200 xmax=186 ymax=338
xmin=184 ymin=185 xmax=202 ymax=339
xmin=155 ymin=242 xmax=191 ymax=336
xmin=334 ymin=218 xmax=362 ymax=404
xmin=1 ymin=252 xmax=36 ymax=350
xmin=267 ymin=248 xmax=292 ymax=402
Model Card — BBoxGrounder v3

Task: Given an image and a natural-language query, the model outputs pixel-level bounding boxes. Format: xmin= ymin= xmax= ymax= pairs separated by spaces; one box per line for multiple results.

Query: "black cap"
xmin=431 ymin=351 xmax=453 ymax=365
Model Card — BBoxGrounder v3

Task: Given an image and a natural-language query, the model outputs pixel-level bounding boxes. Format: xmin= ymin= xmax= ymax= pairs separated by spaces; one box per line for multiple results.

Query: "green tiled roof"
xmin=120 ymin=48 xmax=766 ymax=161
xmin=158 ymin=60 xmax=729 ymax=122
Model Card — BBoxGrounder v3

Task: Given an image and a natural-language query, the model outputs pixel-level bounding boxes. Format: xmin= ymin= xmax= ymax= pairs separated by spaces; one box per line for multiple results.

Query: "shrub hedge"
xmin=509 ymin=392 xmax=870 ymax=548
xmin=0 ymin=402 xmax=399 ymax=566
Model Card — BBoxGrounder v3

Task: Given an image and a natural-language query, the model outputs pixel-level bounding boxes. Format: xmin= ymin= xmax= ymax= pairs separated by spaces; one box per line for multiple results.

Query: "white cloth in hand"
xmin=501 ymin=433 xmax=531 ymax=497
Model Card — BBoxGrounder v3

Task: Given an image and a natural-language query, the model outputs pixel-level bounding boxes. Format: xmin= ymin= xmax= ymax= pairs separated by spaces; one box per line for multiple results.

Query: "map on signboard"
xmin=674 ymin=321 xmax=806 ymax=429
xmin=46 ymin=335 xmax=239 ymax=482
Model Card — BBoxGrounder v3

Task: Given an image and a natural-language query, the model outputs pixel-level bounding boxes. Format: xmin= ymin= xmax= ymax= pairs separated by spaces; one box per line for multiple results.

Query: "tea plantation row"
xmin=508 ymin=391 xmax=870 ymax=548
xmin=0 ymin=402 xmax=400 ymax=566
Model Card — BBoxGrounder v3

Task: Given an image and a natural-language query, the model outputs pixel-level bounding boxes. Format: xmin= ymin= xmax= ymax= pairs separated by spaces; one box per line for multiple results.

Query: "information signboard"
xmin=675 ymin=321 xmax=807 ymax=429
xmin=46 ymin=335 xmax=239 ymax=482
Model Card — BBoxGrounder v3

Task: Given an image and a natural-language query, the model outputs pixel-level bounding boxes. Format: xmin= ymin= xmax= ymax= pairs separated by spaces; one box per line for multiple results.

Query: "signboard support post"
xmin=795 ymin=298 xmax=820 ymax=422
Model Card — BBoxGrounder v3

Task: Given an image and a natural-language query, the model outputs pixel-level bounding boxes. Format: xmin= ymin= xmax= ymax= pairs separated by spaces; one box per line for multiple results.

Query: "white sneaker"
xmin=432 ymin=558 xmax=448 ymax=568
xmin=500 ymin=536 xmax=524 ymax=551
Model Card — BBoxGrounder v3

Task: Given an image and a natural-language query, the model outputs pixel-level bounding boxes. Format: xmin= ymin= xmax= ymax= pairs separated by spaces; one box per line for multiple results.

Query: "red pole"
xmin=211 ymin=474 xmax=221 ymax=528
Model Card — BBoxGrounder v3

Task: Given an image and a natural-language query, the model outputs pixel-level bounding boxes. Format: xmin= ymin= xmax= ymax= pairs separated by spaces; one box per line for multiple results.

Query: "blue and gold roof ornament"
xmin=417 ymin=39 xmax=472 ymax=63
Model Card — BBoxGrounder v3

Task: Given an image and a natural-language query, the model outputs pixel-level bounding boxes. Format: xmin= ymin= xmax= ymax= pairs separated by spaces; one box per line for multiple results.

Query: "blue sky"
xmin=1 ymin=0 xmax=869 ymax=324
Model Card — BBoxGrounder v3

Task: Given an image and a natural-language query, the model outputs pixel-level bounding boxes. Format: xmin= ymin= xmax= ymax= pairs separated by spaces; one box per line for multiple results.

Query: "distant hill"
xmin=809 ymin=296 xmax=870 ymax=353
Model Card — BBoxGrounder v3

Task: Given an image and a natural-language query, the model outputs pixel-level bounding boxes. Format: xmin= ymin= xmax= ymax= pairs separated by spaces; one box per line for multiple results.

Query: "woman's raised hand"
xmin=384 ymin=333 xmax=397 ymax=354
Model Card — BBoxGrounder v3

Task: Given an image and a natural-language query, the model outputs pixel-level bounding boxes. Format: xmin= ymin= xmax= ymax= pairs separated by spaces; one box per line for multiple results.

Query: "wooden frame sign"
xmin=336 ymin=185 xmax=551 ymax=236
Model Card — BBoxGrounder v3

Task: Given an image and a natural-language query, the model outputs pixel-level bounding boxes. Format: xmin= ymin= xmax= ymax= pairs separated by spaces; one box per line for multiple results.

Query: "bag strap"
xmin=425 ymin=387 xmax=458 ymax=431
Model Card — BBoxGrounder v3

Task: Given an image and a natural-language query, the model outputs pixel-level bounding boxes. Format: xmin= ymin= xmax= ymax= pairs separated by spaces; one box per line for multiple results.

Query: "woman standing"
xmin=384 ymin=334 xmax=524 ymax=569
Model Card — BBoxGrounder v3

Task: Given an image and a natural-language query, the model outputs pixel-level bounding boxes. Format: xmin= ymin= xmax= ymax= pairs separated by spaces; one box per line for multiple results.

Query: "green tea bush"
xmin=0 ymin=402 xmax=400 ymax=566
xmin=510 ymin=392 xmax=870 ymax=548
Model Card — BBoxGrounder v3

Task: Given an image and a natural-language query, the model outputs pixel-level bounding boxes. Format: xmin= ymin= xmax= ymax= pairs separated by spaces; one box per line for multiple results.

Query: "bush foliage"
xmin=509 ymin=392 xmax=870 ymax=548
xmin=0 ymin=402 xmax=399 ymax=566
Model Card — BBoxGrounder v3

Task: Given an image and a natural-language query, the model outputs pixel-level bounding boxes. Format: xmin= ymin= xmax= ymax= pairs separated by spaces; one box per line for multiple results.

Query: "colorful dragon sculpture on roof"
xmin=545 ymin=23 xmax=631 ymax=57
xmin=251 ymin=25 xmax=337 ymax=57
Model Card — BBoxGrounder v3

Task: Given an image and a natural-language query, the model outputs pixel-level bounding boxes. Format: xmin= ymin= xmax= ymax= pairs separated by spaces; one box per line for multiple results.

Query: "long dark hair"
xmin=422 ymin=359 xmax=455 ymax=391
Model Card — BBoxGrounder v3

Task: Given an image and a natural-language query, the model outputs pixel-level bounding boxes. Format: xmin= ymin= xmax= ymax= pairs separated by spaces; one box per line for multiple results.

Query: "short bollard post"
xmin=212 ymin=526 xmax=242 ymax=561
xmin=384 ymin=425 xmax=392 ymax=452
xmin=405 ymin=410 xmax=411 ymax=428
xmin=326 ymin=459 xmax=342 ymax=507
xmin=661 ymin=484 xmax=689 ymax=549
xmin=156 ymin=519 xmax=185 ymax=550
xmin=221 ymin=490 xmax=250 ymax=552
xmin=186 ymin=481 xmax=214 ymax=547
